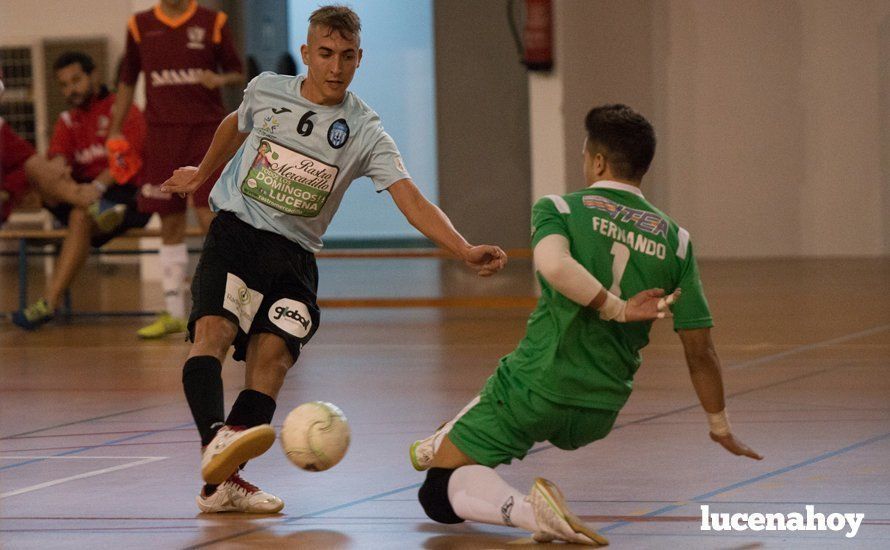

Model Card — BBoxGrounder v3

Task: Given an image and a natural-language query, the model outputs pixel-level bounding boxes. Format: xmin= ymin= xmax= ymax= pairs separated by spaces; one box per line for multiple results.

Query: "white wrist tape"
xmin=707 ymin=409 xmax=731 ymax=436
xmin=533 ymin=235 xmax=631 ymax=321
xmin=597 ymin=291 xmax=627 ymax=322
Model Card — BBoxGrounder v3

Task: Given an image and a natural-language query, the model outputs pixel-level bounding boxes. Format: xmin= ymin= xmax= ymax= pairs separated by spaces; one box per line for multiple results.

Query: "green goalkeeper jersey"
xmin=501 ymin=180 xmax=713 ymax=410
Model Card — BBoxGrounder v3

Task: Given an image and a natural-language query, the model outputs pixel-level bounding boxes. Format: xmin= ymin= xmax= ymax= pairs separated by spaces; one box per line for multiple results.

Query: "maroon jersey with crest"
xmin=48 ymin=91 xmax=146 ymax=183
xmin=118 ymin=1 xmax=242 ymax=126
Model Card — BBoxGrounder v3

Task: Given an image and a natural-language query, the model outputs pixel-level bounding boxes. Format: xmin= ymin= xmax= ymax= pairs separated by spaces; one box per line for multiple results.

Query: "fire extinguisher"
xmin=516 ymin=0 xmax=553 ymax=71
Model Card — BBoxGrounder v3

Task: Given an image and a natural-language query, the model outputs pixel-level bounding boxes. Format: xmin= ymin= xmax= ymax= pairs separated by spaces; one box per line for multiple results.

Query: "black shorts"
xmin=48 ymin=184 xmax=151 ymax=248
xmin=188 ymin=211 xmax=320 ymax=363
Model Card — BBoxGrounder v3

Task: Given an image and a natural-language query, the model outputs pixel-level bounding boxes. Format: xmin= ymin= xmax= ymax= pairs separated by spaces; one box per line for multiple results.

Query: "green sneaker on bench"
xmin=12 ymin=298 xmax=55 ymax=331
xmin=88 ymin=199 xmax=127 ymax=234
xmin=137 ymin=312 xmax=187 ymax=339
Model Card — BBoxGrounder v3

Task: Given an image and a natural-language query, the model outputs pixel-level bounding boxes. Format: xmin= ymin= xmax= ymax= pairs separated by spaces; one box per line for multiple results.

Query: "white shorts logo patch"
xmin=268 ymin=298 xmax=312 ymax=338
xmin=223 ymin=273 xmax=263 ymax=333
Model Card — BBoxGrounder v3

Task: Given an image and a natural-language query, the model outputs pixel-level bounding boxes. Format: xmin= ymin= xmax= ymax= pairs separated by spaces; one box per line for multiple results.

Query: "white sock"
xmin=159 ymin=243 xmax=188 ymax=318
xmin=447 ymin=465 xmax=538 ymax=532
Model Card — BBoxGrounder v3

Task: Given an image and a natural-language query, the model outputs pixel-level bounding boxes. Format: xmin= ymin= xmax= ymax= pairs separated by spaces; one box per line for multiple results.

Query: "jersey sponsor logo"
xmin=73 ymin=143 xmax=108 ymax=166
xmin=269 ymin=298 xmax=312 ymax=338
xmin=327 ymin=118 xmax=349 ymax=149
xmin=583 ymin=195 xmax=668 ymax=238
xmin=149 ymin=68 xmax=207 ymax=87
xmin=186 ymin=26 xmax=206 ymax=49
xmin=240 ymin=138 xmax=339 ymax=217
xmin=223 ymin=273 xmax=263 ymax=333
xmin=259 ymin=114 xmax=280 ymax=136
xmin=593 ymin=217 xmax=667 ymax=260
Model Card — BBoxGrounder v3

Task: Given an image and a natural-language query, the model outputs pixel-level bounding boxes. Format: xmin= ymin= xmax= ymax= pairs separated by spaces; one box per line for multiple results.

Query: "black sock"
xmin=226 ymin=389 xmax=276 ymax=428
xmin=202 ymin=483 xmax=218 ymax=496
xmin=182 ymin=356 xmax=225 ymax=446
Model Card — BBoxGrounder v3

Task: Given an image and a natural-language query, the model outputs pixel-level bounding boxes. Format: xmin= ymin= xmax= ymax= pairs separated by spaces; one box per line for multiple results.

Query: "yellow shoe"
xmin=88 ymin=200 xmax=126 ymax=234
xmin=137 ymin=312 xmax=187 ymax=339
xmin=529 ymin=478 xmax=609 ymax=546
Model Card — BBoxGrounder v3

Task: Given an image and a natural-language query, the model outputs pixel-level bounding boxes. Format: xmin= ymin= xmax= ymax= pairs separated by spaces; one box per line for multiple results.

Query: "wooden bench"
xmin=0 ymin=227 xmax=208 ymax=317
xmin=1 ymin=226 xmax=533 ymax=315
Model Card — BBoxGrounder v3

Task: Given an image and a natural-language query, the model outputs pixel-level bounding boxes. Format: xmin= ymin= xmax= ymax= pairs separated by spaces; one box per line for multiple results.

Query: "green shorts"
xmin=448 ymin=368 xmax=619 ymax=467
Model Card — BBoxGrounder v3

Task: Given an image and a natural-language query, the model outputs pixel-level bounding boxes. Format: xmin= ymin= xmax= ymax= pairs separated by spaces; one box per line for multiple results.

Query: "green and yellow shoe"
xmin=12 ymin=298 xmax=55 ymax=331
xmin=88 ymin=199 xmax=126 ymax=234
xmin=137 ymin=312 xmax=187 ymax=339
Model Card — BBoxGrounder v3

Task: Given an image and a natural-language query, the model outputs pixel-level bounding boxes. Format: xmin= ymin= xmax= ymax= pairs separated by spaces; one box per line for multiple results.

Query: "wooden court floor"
xmin=1 ymin=257 xmax=888 ymax=549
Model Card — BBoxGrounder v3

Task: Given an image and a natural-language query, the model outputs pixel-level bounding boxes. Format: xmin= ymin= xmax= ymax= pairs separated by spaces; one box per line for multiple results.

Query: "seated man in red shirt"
xmin=12 ymin=52 xmax=150 ymax=330
xmin=1 ymin=76 xmax=98 ymax=224
xmin=1 ymin=121 xmax=94 ymax=224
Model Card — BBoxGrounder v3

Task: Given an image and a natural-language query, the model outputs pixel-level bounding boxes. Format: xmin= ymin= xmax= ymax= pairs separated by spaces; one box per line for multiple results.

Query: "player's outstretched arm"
xmin=534 ymin=234 xmax=678 ymax=321
xmin=160 ymin=111 xmax=249 ymax=196
xmin=678 ymin=327 xmax=763 ymax=460
xmin=388 ymin=179 xmax=506 ymax=276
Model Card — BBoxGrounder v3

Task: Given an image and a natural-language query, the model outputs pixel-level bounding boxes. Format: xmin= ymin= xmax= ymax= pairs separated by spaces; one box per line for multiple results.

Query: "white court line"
xmin=0 ymin=457 xmax=166 ymax=499
xmin=727 ymin=323 xmax=890 ymax=370
xmin=0 ymin=455 xmax=165 ymax=460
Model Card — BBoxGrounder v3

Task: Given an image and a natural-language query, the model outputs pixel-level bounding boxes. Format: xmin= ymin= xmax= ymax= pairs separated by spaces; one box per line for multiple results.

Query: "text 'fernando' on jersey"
xmin=501 ymin=181 xmax=713 ymax=411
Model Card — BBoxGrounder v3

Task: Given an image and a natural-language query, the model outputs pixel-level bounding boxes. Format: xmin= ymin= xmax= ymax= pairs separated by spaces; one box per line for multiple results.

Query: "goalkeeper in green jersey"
xmin=410 ymin=104 xmax=762 ymax=546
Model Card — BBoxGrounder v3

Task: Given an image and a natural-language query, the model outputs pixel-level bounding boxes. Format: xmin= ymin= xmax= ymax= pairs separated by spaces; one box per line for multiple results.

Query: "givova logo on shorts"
xmin=223 ymin=273 xmax=263 ymax=333
xmin=269 ymin=298 xmax=312 ymax=338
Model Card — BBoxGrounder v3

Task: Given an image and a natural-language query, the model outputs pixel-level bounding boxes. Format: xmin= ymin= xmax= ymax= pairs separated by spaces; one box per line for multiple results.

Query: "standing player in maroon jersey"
xmin=108 ymin=0 xmax=243 ymax=339
xmin=12 ymin=51 xmax=151 ymax=330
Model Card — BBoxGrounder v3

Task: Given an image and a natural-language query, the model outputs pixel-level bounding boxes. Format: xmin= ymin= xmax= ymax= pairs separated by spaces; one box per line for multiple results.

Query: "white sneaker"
xmin=410 ymin=396 xmax=481 ymax=471
xmin=201 ymin=424 xmax=276 ymax=485
xmin=529 ymin=478 xmax=609 ymax=546
xmin=409 ymin=421 xmax=449 ymax=471
xmin=196 ymin=472 xmax=284 ymax=513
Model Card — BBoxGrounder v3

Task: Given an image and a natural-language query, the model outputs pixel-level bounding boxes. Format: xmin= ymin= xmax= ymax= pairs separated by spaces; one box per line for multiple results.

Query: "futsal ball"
xmin=280 ymin=401 xmax=350 ymax=472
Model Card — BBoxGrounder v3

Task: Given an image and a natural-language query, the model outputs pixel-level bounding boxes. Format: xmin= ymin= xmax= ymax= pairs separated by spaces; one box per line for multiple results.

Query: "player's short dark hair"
xmin=309 ymin=5 xmax=362 ymax=43
xmin=53 ymin=51 xmax=96 ymax=75
xmin=584 ymin=104 xmax=656 ymax=181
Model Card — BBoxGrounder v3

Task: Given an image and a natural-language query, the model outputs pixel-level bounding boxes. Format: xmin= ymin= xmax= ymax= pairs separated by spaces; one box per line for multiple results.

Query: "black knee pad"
xmin=418 ymin=468 xmax=464 ymax=524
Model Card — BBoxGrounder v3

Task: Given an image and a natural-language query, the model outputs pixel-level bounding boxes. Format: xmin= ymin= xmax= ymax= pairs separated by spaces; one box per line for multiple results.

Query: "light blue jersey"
xmin=209 ymin=72 xmax=411 ymax=251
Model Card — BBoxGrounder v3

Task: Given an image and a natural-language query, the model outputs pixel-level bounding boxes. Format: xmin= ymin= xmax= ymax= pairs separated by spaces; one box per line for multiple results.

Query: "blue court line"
xmin=183 ymin=323 xmax=889 ymax=547
xmin=523 ymin=324 xmax=890 ymax=456
xmin=0 ymin=422 xmax=194 ymax=472
xmin=525 ymin=363 xmax=837 ymax=458
xmin=726 ymin=323 xmax=890 ymax=370
xmin=0 ymin=403 xmax=176 ymax=440
xmin=599 ymin=430 xmax=890 ymax=533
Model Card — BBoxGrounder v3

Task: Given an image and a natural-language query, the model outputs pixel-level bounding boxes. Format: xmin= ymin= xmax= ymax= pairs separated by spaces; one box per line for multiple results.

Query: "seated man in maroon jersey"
xmin=11 ymin=52 xmax=150 ymax=330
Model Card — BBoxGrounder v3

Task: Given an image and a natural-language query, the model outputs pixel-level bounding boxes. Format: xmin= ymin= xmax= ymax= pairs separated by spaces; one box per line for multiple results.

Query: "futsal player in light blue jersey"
xmin=161 ymin=5 xmax=507 ymax=513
